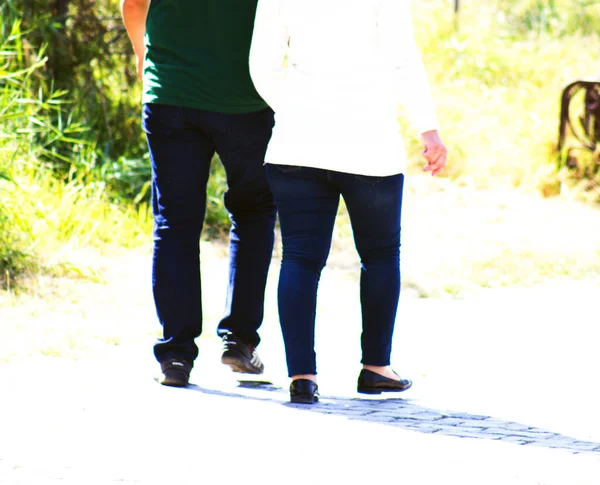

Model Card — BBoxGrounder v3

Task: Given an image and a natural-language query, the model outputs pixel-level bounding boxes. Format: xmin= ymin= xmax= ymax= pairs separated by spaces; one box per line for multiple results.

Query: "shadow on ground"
xmin=186 ymin=381 xmax=600 ymax=455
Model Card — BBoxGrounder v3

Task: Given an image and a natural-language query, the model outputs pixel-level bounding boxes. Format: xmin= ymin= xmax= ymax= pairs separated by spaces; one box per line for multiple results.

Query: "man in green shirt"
xmin=121 ymin=0 xmax=276 ymax=387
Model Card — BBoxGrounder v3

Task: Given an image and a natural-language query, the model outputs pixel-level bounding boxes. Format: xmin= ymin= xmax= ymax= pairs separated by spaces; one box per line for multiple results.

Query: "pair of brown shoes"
xmin=159 ymin=333 xmax=264 ymax=387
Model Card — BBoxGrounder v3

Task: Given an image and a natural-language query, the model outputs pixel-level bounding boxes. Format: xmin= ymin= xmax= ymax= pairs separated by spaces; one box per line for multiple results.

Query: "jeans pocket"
xmin=353 ymin=174 xmax=384 ymax=186
xmin=142 ymin=103 xmax=184 ymax=137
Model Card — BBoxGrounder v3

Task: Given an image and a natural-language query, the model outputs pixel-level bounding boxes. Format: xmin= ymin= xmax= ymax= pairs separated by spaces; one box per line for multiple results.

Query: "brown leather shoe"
xmin=158 ymin=358 xmax=192 ymax=387
xmin=221 ymin=333 xmax=264 ymax=374
xmin=357 ymin=369 xmax=412 ymax=394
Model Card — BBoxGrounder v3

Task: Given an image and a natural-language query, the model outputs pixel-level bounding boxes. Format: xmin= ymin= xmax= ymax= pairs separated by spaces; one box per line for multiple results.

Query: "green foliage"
xmin=406 ymin=0 xmax=600 ymax=192
xmin=0 ymin=4 xmax=153 ymax=288
xmin=498 ymin=0 xmax=600 ymax=37
xmin=0 ymin=13 xmax=47 ymax=279
xmin=0 ymin=0 xmax=233 ymax=287
xmin=205 ymin=159 xmax=230 ymax=237
xmin=3 ymin=0 xmax=600 ymax=289
xmin=6 ymin=0 xmax=145 ymax=162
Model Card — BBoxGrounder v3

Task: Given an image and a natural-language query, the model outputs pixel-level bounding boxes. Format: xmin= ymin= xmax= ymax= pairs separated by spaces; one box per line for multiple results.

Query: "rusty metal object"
xmin=558 ymin=79 xmax=600 ymax=152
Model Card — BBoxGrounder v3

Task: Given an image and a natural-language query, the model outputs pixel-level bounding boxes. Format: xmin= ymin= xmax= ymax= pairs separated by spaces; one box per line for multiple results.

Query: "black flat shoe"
xmin=290 ymin=379 xmax=319 ymax=404
xmin=357 ymin=369 xmax=412 ymax=395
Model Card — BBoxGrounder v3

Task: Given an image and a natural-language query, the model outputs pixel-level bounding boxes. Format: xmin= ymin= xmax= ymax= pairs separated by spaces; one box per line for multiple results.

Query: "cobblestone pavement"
xmin=292 ymin=395 xmax=600 ymax=454
xmin=187 ymin=378 xmax=600 ymax=455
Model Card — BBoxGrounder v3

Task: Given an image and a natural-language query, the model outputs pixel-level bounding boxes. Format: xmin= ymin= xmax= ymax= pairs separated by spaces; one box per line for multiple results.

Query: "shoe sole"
xmin=221 ymin=355 xmax=264 ymax=375
xmin=157 ymin=376 xmax=189 ymax=387
xmin=357 ymin=387 xmax=383 ymax=395
xmin=357 ymin=384 xmax=412 ymax=395
xmin=290 ymin=395 xmax=319 ymax=404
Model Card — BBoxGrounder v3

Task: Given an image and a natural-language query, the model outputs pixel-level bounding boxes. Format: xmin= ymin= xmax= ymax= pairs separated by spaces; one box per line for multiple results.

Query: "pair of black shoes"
xmin=158 ymin=333 xmax=264 ymax=387
xmin=289 ymin=369 xmax=412 ymax=404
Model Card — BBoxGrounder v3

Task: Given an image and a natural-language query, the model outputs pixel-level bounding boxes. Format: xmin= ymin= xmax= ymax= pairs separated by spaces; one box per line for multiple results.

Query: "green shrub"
xmin=0 ymin=8 xmax=154 ymax=289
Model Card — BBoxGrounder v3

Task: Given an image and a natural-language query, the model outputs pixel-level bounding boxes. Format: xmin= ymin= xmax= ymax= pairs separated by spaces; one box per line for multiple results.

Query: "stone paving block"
xmin=523 ymin=440 xmax=600 ymax=453
xmin=358 ymin=409 xmax=379 ymax=416
xmin=532 ymin=438 xmax=580 ymax=449
xmin=436 ymin=428 xmax=501 ymax=440
xmin=575 ymin=449 xmax=600 ymax=456
xmin=497 ymin=436 xmax=535 ymax=445
xmin=572 ymin=440 xmax=600 ymax=446
xmin=378 ymin=406 xmax=430 ymax=416
xmin=452 ymin=419 xmax=491 ymax=429
xmin=476 ymin=418 xmax=510 ymax=428
xmin=539 ymin=434 xmax=580 ymax=442
xmin=403 ymin=424 xmax=443 ymax=434
xmin=495 ymin=421 xmax=532 ymax=431
xmin=358 ymin=411 xmax=402 ymax=419
xmin=566 ymin=442 xmax=600 ymax=451
xmin=524 ymin=425 xmax=556 ymax=433
xmin=444 ymin=412 xmax=489 ymax=421
xmin=439 ymin=426 xmax=493 ymax=435
xmin=396 ymin=411 xmax=444 ymax=422
xmin=354 ymin=412 xmax=397 ymax=423
xmin=375 ymin=402 xmax=414 ymax=409
xmin=393 ymin=417 xmax=425 ymax=425
xmin=434 ymin=418 xmax=465 ymax=426
xmin=327 ymin=409 xmax=373 ymax=417
xmin=560 ymin=445 xmax=599 ymax=453
xmin=483 ymin=428 xmax=537 ymax=437
xmin=497 ymin=430 xmax=558 ymax=440
xmin=369 ymin=401 xmax=412 ymax=409
xmin=320 ymin=404 xmax=372 ymax=414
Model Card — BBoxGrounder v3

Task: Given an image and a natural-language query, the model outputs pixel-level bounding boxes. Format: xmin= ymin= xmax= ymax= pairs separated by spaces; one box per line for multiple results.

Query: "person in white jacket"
xmin=250 ymin=0 xmax=447 ymax=403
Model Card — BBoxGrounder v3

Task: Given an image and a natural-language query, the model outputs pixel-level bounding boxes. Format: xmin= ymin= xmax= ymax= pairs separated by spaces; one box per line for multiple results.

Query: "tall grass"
xmin=0 ymin=13 xmax=152 ymax=290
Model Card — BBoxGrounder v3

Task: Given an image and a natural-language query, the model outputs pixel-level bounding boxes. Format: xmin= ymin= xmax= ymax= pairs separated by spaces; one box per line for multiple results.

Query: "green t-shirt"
xmin=142 ymin=0 xmax=268 ymax=113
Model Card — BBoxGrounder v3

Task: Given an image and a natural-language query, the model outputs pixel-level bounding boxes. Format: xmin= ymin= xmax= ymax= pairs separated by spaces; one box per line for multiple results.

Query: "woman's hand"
xmin=421 ymin=130 xmax=447 ymax=176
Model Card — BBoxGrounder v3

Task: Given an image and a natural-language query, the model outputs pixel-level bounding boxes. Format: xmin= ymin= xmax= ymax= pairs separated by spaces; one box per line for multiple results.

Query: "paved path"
xmin=1 ymin=343 xmax=599 ymax=485
xmin=1 ymin=258 xmax=599 ymax=484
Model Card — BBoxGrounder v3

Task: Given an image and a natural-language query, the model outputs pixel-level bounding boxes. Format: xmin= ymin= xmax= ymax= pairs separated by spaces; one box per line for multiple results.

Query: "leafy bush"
xmin=0 ymin=15 xmax=50 ymax=280
xmin=0 ymin=7 xmax=153 ymax=289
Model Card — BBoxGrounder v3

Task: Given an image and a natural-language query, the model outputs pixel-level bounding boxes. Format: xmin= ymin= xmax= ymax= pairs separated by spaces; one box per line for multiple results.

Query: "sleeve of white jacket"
xmin=381 ymin=0 xmax=439 ymax=135
xmin=249 ymin=0 xmax=289 ymax=112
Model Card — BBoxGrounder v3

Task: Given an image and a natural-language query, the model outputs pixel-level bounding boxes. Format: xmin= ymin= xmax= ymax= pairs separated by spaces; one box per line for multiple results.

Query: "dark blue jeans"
xmin=142 ymin=103 xmax=276 ymax=364
xmin=266 ymin=164 xmax=405 ymax=377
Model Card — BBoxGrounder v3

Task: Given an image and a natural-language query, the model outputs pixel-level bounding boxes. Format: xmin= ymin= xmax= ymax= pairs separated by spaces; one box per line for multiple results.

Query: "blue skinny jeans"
xmin=266 ymin=164 xmax=405 ymax=377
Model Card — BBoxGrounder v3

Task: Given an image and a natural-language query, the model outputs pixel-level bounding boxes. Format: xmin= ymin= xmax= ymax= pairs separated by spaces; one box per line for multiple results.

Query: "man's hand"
xmin=120 ymin=0 xmax=150 ymax=82
xmin=421 ymin=130 xmax=447 ymax=176
xmin=137 ymin=54 xmax=144 ymax=82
